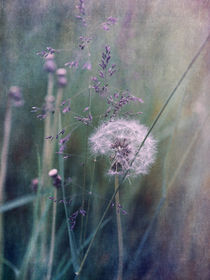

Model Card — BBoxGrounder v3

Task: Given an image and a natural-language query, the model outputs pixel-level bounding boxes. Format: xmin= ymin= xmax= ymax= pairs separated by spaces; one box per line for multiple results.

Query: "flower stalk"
xmin=0 ymin=86 xmax=23 ymax=280
xmin=115 ymin=174 xmax=123 ymax=280
xmin=0 ymin=99 xmax=12 ymax=280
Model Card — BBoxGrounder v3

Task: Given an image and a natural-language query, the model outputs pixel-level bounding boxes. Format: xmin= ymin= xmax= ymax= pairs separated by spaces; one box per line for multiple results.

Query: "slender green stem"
xmin=80 ymin=83 xmax=92 ymax=249
xmin=18 ymin=201 xmax=51 ymax=280
xmin=40 ymin=72 xmax=54 ymax=263
xmin=75 ymin=183 xmax=120 ymax=277
xmin=45 ymin=87 xmax=63 ymax=279
xmin=51 ymin=87 xmax=63 ymax=163
xmin=84 ymin=158 xmax=96 ymax=241
xmin=75 ymin=33 xmax=210 ymax=278
xmin=0 ymin=99 xmax=12 ymax=280
xmin=115 ymin=175 xmax=123 ymax=280
xmin=42 ymin=72 xmax=54 ymax=183
xmin=79 ymin=125 xmax=88 ymax=249
xmin=46 ymin=188 xmax=57 ymax=280
xmin=58 ymin=113 xmax=78 ymax=269
xmin=130 ymin=32 xmax=210 ymax=172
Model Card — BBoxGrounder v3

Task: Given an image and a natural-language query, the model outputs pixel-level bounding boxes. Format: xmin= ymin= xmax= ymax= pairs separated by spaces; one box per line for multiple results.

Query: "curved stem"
xmin=74 ymin=33 xmax=210 ymax=278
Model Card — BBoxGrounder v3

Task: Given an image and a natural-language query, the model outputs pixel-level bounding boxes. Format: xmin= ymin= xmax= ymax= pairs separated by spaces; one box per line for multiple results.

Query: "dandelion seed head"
xmin=89 ymin=119 xmax=157 ymax=177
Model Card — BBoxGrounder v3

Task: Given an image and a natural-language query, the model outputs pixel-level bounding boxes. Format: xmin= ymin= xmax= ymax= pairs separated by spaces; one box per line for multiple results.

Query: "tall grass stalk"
xmin=51 ymin=87 xmax=63 ymax=160
xmin=46 ymin=87 xmax=63 ymax=280
xmin=18 ymin=200 xmax=51 ymax=280
xmin=84 ymin=157 xmax=96 ymax=241
xmin=40 ymin=72 xmax=54 ymax=262
xmin=58 ymin=113 xmax=79 ymax=272
xmin=79 ymin=125 xmax=88 ymax=250
xmin=80 ymin=84 xmax=92 ymax=249
xmin=115 ymin=175 xmax=123 ymax=280
xmin=31 ymin=152 xmax=43 ymax=280
xmin=74 ymin=32 xmax=210 ymax=277
xmin=0 ymin=99 xmax=12 ymax=280
xmin=46 ymin=188 xmax=57 ymax=280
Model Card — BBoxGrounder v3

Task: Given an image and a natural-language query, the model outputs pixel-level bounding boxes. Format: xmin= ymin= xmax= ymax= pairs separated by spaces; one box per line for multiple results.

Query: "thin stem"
xmin=42 ymin=72 xmax=54 ymax=181
xmin=58 ymin=113 xmax=76 ymax=264
xmin=46 ymin=188 xmax=57 ymax=280
xmin=51 ymin=87 xmax=63 ymax=163
xmin=115 ymin=175 xmax=123 ymax=280
xmin=80 ymin=83 xmax=92 ymax=249
xmin=18 ymin=201 xmax=51 ymax=280
xmin=45 ymin=87 xmax=63 ymax=280
xmin=75 ymin=33 xmax=210 ymax=278
xmin=40 ymin=72 xmax=54 ymax=263
xmin=79 ymin=125 xmax=88 ymax=249
xmin=129 ymin=32 xmax=210 ymax=173
xmin=84 ymin=158 xmax=96 ymax=241
xmin=75 ymin=183 xmax=120 ymax=278
xmin=0 ymin=99 xmax=12 ymax=280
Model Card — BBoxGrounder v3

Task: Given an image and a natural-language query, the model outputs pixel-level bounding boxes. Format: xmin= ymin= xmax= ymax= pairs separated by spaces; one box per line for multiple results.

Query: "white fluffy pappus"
xmin=89 ymin=119 xmax=157 ymax=177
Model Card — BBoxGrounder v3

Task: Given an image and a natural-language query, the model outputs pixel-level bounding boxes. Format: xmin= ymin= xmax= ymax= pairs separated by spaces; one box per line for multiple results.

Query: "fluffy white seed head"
xmin=89 ymin=119 xmax=157 ymax=177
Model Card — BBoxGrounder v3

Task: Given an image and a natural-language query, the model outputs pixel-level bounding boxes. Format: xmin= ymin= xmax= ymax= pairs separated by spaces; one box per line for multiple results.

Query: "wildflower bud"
xmin=56 ymin=68 xmax=67 ymax=87
xmin=53 ymin=175 xmax=62 ymax=188
xmin=45 ymin=95 xmax=55 ymax=113
xmin=44 ymin=53 xmax=57 ymax=73
xmin=56 ymin=68 xmax=67 ymax=76
xmin=48 ymin=169 xmax=58 ymax=178
xmin=48 ymin=169 xmax=62 ymax=188
xmin=8 ymin=86 xmax=24 ymax=107
xmin=45 ymin=95 xmax=55 ymax=103
xmin=31 ymin=178 xmax=39 ymax=192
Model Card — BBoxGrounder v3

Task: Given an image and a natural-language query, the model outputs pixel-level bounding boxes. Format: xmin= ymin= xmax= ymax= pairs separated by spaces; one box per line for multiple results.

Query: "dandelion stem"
xmin=46 ymin=188 xmax=57 ymax=280
xmin=84 ymin=158 xmax=96 ymax=241
xmin=0 ymin=99 xmax=12 ymax=280
xmin=115 ymin=175 xmax=123 ymax=280
xmin=81 ymin=83 xmax=92 ymax=248
xmin=80 ymin=125 xmax=88 ymax=250
xmin=75 ymin=32 xmax=210 ymax=278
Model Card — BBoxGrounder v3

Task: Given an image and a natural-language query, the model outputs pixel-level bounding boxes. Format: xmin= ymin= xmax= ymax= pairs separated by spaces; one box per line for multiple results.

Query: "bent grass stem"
xmin=74 ymin=33 xmax=210 ymax=278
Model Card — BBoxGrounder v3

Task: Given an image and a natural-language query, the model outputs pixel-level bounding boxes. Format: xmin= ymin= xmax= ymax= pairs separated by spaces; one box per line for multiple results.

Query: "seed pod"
xmin=44 ymin=53 xmax=57 ymax=73
xmin=56 ymin=68 xmax=68 ymax=87
xmin=8 ymin=86 xmax=24 ymax=107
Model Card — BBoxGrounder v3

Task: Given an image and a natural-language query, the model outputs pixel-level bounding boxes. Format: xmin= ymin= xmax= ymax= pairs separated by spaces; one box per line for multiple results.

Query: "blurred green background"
xmin=0 ymin=0 xmax=210 ymax=279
